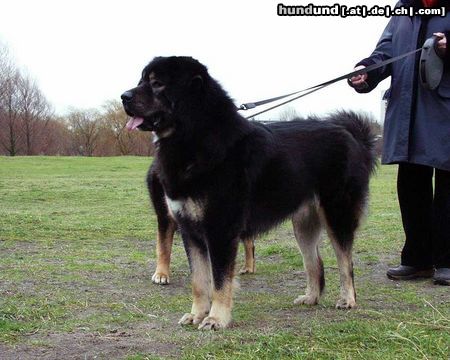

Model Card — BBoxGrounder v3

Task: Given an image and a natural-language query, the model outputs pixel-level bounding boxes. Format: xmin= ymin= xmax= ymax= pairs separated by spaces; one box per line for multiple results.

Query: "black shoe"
xmin=433 ymin=268 xmax=450 ymax=286
xmin=386 ymin=265 xmax=434 ymax=280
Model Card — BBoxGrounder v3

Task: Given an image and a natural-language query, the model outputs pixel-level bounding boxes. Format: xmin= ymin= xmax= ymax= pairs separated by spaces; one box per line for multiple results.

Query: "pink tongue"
xmin=126 ymin=117 xmax=144 ymax=131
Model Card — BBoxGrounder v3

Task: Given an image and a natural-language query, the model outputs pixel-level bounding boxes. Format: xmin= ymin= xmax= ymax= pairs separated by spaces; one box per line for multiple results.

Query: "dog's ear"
xmin=190 ymin=75 xmax=203 ymax=91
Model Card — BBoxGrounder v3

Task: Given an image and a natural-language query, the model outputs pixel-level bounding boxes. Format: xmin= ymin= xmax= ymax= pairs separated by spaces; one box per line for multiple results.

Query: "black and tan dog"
xmin=122 ymin=56 xmax=376 ymax=330
xmin=147 ymin=166 xmax=256 ymax=285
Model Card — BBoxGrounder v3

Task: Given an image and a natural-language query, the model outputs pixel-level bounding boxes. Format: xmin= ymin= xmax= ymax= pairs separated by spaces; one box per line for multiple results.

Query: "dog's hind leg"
xmin=292 ymin=200 xmax=324 ymax=306
xmin=329 ymin=233 xmax=356 ymax=309
xmin=239 ymin=237 xmax=256 ymax=275
xmin=321 ymin=200 xmax=362 ymax=309
xmin=198 ymin=237 xmax=239 ymax=330
xmin=178 ymin=233 xmax=212 ymax=326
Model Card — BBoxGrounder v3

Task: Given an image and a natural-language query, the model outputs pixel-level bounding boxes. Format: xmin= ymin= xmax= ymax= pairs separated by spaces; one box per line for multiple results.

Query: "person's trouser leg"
xmin=433 ymin=168 xmax=450 ymax=268
xmin=397 ymin=163 xmax=433 ymax=268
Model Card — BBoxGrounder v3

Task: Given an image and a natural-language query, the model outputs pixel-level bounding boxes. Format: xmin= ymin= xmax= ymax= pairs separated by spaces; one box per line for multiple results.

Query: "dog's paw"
xmin=239 ymin=266 xmax=255 ymax=275
xmin=193 ymin=314 xmax=208 ymax=325
xmin=336 ymin=297 xmax=356 ymax=309
xmin=152 ymin=271 xmax=170 ymax=285
xmin=178 ymin=312 xmax=208 ymax=326
xmin=178 ymin=313 xmax=195 ymax=325
xmin=293 ymin=294 xmax=319 ymax=306
xmin=198 ymin=316 xmax=229 ymax=331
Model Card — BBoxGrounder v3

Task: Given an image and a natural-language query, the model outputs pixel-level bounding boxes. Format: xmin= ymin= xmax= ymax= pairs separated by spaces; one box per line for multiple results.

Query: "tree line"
xmin=0 ymin=42 xmax=153 ymax=156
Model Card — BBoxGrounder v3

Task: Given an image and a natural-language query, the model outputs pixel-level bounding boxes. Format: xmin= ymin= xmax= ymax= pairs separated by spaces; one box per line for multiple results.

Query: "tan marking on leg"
xmin=319 ymin=207 xmax=357 ymax=309
xmin=179 ymin=246 xmax=212 ymax=326
xmin=292 ymin=200 xmax=324 ymax=306
xmin=327 ymin=229 xmax=356 ymax=309
xmin=152 ymin=220 xmax=176 ymax=285
xmin=239 ymin=237 xmax=256 ymax=275
xmin=198 ymin=278 xmax=235 ymax=330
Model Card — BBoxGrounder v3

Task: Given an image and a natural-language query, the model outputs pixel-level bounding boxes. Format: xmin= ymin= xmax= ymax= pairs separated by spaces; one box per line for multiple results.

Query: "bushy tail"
xmin=327 ymin=110 xmax=378 ymax=175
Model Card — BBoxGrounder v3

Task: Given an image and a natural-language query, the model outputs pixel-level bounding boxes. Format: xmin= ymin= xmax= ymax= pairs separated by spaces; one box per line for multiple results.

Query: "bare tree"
xmin=17 ymin=74 xmax=53 ymax=155
xmin=0 ymin=42 xmax=53 ymax=156
xmin=101 ymin=99 xmax=134 ymax=155
xmin=29 ymin=115 xmax=68 ymax=155
xmin=0 ymin=42 xmax=21 ymax=155
xmin=0 ymin=70 xmax=23 ymax=156
xmin=0 ymin=42 xmax=13 ymax=99
xmin=67 ymin=109 xmax=102 ymax=156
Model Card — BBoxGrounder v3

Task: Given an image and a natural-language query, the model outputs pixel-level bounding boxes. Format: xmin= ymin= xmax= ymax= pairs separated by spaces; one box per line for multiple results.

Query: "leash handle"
xmin=420 ymin=35 xmax=444 ymax=90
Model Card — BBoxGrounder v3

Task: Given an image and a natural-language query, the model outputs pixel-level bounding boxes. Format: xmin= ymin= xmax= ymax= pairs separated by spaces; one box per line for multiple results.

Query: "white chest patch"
xmin=165 ymin=196 xmax=205 ymax=221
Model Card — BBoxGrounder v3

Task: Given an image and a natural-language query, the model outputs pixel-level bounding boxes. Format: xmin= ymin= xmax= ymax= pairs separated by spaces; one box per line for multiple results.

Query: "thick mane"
xmin=154 ymin=57 xmax=252 ymax=150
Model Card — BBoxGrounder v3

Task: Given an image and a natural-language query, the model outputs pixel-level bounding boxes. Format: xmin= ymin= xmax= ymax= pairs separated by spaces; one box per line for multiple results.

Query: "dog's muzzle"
xmin=121 ymin=91 xmax=134 ymax=103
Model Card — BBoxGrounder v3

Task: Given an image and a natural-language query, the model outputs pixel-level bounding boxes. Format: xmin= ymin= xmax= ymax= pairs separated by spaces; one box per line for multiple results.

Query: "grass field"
xmin=0 ymin=156 xmax=449 ymax=359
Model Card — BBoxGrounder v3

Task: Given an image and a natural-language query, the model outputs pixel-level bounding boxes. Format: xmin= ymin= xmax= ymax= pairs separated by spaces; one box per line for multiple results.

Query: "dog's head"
xmin=121 ymin=56 xmax=209 ymax=136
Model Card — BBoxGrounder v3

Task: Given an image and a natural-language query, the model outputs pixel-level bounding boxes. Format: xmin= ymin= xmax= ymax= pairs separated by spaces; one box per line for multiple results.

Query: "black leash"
xmin=238 ymin=47 xmax=422 ymax=119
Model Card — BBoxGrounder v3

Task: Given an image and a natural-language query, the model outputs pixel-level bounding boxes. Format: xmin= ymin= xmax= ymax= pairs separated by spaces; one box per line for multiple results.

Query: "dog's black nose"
xmin=121 ymin=91 xmax=133 ymax=102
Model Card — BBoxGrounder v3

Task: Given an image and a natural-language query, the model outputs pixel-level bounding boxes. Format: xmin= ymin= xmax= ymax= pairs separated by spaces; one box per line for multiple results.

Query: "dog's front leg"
xmin=178 ymin=233 xmax=212 ymax=326
xmin=198 ymin=238 xmax=239 ymax=330
xmin=153 ymin=219 xmax=176 ymax=285
xmin=148 ymin=168 xmax=176 ymax=285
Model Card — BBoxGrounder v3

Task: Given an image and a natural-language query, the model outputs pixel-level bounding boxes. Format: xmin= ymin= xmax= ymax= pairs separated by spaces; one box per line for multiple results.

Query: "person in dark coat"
xmin=349 ymin=0 xmax=450 ymax=285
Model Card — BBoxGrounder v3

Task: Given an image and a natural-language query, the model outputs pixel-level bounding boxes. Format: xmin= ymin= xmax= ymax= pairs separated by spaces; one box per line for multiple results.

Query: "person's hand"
xmin=349 ymin=65 xmax=368 ymax=90
xmin=433 ymin=32 xmax=447 ymax=58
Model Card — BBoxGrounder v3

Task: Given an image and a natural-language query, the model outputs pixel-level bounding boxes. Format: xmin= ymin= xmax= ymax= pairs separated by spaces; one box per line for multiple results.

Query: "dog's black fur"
xmin=146 ymin=165 xmax=256 ymax=286
xmin=122 ymin=56 xmax=377 ymax=330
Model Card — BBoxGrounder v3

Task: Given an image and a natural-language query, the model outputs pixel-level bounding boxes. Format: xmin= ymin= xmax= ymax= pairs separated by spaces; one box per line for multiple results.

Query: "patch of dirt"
xmin=0 ymin=328 xmax=178 ymax=360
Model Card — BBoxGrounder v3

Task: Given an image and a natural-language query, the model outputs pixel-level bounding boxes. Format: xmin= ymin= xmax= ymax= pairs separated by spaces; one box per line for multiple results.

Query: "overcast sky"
xmin=0 ymin=0 xmax=395 ymax=122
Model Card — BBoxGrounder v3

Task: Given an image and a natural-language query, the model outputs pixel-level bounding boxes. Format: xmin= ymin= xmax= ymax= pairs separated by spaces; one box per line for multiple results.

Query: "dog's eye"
xmin=150 ymin=80 xmax=164 ymax=89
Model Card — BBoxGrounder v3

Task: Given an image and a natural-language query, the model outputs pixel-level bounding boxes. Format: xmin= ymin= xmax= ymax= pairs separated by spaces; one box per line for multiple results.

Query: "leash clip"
xmin=239 ymin=103 xmax=256 ymax=111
